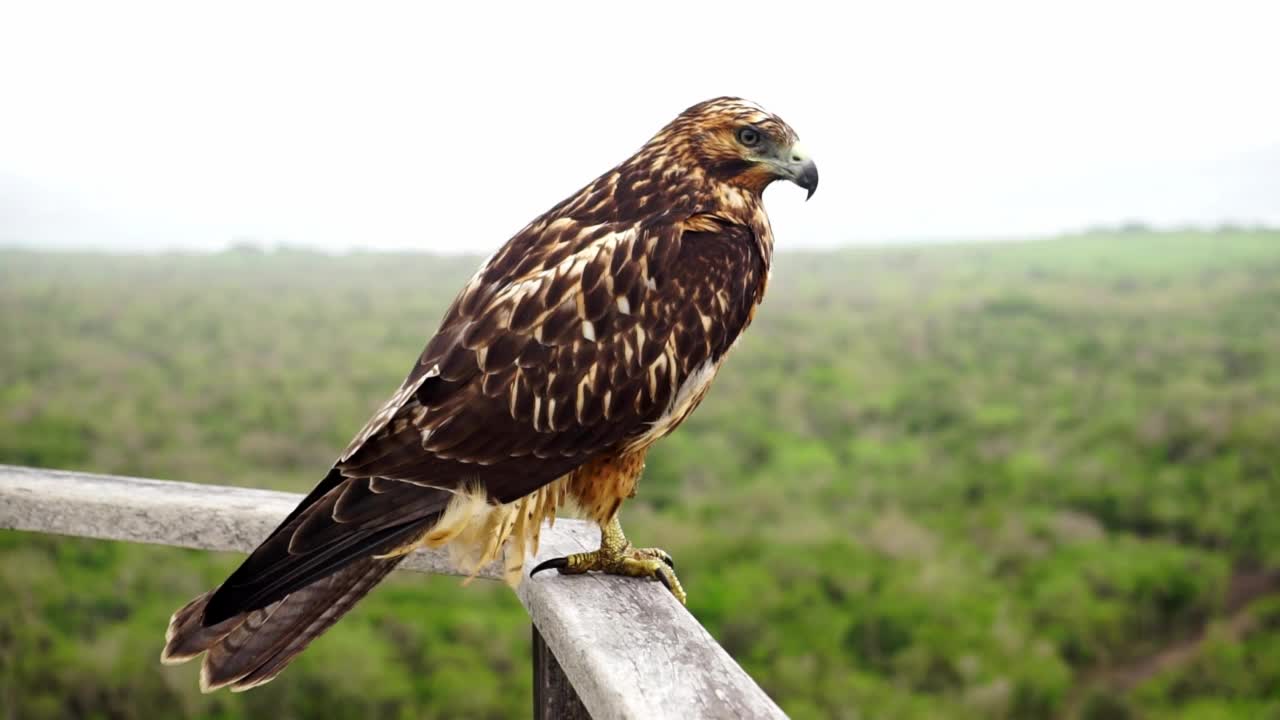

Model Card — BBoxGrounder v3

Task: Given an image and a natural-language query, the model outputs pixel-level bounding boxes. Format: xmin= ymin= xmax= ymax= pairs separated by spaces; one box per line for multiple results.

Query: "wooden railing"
xmin=0 ymin=464 xmax=787 ymax=719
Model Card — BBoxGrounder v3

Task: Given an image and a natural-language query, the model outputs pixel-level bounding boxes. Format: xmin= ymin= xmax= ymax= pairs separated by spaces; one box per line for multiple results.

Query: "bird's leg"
xmin=530 ymin=516 xmax=686 ymax=604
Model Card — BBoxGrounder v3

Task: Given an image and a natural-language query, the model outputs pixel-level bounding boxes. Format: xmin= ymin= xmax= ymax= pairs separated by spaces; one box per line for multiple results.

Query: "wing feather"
xmin=200 ymin=213 xmax=765 ymax=626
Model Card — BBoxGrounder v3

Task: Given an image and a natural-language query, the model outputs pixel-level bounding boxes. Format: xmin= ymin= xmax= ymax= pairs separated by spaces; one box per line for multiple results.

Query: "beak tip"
xmin=794 ymin=159 xmax=818 ymax=201
xmin=781 ymin=147 xmax=818 ymax=200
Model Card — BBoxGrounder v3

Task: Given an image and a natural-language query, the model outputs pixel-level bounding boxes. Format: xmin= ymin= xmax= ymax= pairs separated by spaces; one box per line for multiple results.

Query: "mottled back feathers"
xmin=164 ymin=96 xmax=805 ymax=692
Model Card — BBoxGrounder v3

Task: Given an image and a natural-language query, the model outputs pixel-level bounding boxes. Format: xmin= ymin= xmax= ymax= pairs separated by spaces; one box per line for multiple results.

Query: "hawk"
xmin=161 ymin=96 xmax=818 ymax=691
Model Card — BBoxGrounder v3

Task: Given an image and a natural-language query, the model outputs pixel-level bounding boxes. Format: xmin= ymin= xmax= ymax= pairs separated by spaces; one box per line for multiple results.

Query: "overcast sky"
xmin=1 ymin=0 xmax=1277 ymax=253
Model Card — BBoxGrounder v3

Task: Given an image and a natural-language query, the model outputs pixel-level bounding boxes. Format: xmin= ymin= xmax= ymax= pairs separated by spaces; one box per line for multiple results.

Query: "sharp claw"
xmin=635 ymin=548 xmax=676 ymax=570
xmin=531 ymin=542 xmax=685 ymax=602
xmin=655 ymin=571 xmax=673 ymax=594
xmin=530 ymin=557 xmax=568 ymax=577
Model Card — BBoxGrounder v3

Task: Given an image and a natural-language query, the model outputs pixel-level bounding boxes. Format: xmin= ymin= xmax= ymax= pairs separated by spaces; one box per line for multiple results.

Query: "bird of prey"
xmin=161 ymin=96 xmax=818 ymax=692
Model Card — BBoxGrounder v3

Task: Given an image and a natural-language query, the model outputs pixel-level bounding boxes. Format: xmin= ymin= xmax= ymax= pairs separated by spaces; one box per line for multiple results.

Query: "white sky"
xmin=1 ymin=0 xmax=1277 ymax=253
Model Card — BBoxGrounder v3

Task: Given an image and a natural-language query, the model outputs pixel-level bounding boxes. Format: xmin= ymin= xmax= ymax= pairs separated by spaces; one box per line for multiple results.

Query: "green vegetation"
xmin=2 ymin=230 xmax=1278 ymax=719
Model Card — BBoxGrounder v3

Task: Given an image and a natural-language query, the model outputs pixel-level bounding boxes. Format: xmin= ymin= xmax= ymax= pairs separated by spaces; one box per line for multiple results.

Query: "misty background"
xmin=1 ymin=0 xmax=1277 ymax=254
xmin=5 ymin=3 xmax=1280 ymax=719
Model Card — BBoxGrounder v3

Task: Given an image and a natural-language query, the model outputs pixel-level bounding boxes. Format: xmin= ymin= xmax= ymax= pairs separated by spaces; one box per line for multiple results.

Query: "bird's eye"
xmin=737 ymin=127 xmax=762 ymax=147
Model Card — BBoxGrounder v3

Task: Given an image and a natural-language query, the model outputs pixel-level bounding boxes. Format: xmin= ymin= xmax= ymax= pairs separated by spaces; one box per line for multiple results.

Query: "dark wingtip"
xmin=201 ymin=587 xmax=242 ymax=627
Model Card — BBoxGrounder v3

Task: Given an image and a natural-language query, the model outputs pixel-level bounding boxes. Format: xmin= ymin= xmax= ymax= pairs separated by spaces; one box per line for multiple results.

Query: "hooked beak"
xmin=777 ymin=142 xmax=818 ymax=200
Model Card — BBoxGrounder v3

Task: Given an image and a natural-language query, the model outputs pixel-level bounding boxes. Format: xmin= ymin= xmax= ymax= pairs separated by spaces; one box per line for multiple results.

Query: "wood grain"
xmin=534 ymin=625 xmax=592 ymax=720
xmin=0 ymin=464 xmax=788 ymax=719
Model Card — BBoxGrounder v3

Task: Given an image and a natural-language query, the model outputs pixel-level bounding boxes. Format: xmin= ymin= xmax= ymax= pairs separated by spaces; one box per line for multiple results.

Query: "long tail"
xmin=160 ymin=554 xmax=404 ymax=692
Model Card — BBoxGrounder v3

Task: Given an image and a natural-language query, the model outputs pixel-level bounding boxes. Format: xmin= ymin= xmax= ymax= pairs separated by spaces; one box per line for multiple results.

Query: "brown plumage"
xmin=161 ymin=96 xmax=817 ymax=691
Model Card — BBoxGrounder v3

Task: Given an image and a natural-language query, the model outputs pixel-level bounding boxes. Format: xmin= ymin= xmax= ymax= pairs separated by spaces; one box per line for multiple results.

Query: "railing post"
xmin=0 ymin=465 xmax=790 ymax=719
xmin=533 ymin=624 xmax=592 ymax=719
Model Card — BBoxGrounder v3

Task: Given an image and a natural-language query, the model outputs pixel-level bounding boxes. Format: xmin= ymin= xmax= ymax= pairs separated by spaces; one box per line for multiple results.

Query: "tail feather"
xmin=160 ymin=590 xmax=244 ymax=664
xmin=160 ymin=555 xmax=405 ymax=692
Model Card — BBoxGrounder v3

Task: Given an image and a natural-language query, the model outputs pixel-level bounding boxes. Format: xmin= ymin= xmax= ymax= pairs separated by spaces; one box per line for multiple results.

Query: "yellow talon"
xmin=530 ymin=517 xmax=686 ymax=604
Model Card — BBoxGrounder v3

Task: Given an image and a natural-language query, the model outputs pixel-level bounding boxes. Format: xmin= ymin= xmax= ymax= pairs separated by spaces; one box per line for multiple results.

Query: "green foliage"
xmin=1 ymin=230 xmax=1278 ymax=718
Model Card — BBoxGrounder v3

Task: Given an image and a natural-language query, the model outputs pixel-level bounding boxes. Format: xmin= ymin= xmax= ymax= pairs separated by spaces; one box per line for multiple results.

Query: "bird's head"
xmin=652 ymin=97 xmax=818 ymax=200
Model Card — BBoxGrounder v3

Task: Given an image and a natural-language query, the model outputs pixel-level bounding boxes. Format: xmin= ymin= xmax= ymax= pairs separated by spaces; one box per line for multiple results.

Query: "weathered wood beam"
xmin=534 ymin=625 xmax=592 ymax=720
xmin=0 ymin=465 xmax=788 ymax=719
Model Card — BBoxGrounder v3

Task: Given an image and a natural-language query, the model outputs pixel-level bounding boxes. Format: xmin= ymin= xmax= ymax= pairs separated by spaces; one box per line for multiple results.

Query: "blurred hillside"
xmin=1 ymin=230 xmax=1278 ymax=719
